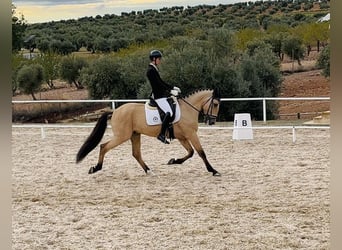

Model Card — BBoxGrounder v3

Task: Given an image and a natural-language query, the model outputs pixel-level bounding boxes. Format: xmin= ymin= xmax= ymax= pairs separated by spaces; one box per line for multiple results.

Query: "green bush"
xmin=316 ymin=44 xmax=330 ymax=77
xmin=16 ymin=64 xmax=44 ymax=100
xmin=60 ymin=56 xmax=88 ymax=89
xmin=80 ymin=56 xmax=123 ymax=99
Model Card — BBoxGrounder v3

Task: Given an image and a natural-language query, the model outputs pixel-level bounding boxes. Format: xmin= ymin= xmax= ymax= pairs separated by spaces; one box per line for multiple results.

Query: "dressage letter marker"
xmin=232 ymin=113 xmax=253 ymax=140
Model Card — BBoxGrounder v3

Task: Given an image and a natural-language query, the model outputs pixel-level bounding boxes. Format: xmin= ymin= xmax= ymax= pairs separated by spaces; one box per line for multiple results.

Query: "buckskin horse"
xmin=76 ymin=88 xmax=221 ymax=176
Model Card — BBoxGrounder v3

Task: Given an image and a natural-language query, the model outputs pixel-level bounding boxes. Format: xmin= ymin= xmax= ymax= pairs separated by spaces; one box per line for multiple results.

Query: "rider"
xmin=146 ymin=49 xmax=181 ymax=144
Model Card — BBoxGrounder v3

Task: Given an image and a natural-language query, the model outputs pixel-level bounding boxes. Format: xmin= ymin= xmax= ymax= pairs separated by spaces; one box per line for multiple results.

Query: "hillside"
xmin=279 ymin=69 xmax=330 ymax=119
xmin=21 ymin=0 xmax=329 ymax=55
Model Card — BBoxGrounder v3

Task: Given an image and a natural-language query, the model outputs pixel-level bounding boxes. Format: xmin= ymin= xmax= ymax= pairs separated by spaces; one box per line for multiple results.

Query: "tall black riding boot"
xmin=157 ymin=112 xmax=171 ymax=144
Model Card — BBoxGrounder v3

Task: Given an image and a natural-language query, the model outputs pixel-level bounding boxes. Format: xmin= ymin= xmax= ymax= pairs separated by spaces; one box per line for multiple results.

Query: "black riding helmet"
xmin=149 ymin=50 xmax=162 ymax=60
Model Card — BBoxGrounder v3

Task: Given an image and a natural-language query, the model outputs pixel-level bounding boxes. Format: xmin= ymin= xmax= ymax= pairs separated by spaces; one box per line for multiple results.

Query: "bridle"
xmin=179 ymin=94 xmax=220 ymax=125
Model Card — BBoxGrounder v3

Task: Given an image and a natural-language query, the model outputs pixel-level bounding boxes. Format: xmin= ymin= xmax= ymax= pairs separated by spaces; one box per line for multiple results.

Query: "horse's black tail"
xmin=76 ymin=111 xmax=113 ymax=163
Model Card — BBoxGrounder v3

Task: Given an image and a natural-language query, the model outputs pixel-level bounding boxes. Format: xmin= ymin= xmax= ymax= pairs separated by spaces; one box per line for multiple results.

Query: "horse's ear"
xmin=213 ymin=88 xmax=221 ymax=99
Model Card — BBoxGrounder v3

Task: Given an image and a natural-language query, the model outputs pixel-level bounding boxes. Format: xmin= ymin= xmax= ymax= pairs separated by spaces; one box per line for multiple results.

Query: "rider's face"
xmin=155 ymin=57 xmax=161 ymax=66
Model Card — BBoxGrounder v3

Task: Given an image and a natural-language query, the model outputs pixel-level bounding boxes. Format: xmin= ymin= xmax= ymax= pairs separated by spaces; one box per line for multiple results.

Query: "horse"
xmin=76 ymin=88 xmax=221 ymax=176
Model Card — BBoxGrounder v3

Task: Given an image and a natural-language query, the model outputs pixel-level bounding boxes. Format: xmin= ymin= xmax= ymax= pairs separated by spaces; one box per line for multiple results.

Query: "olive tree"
xmin=117 ymin=51 xmax=150 ymax=99
xmin=162 ymin=38 xmax=211 ymax=94
xmin=35 ymin=52 xmax=61 ymax=89
xmin=80 ymin=56 xmax=123 ymax=99
xmin=59 ymin=56 xmax=87 ymax=89
xmin=316 ymin=44 xmax=330 ymax=77
xmin=282 ymin=35 xmax=305 ymax=66
xmin=239 ymin=44 xmax=282 ymax=119
xmin=16 ymin=64 xmax=44 ymax=100
xmin=12 ymin=53 xmax=29 ymax=95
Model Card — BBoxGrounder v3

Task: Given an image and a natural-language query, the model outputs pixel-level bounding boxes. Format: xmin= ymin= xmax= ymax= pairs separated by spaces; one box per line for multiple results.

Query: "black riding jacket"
xmin=146 ymin=63 xmax=172 ymax=99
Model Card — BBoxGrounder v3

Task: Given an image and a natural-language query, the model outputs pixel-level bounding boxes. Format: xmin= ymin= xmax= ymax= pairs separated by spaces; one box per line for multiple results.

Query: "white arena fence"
xmin=12 ymin=123 xmax=329 ymax=143
xmin=12 ymin=97 xmax=330 ymax=142
xmin=12 ymin=96 xmax=330 ymax=122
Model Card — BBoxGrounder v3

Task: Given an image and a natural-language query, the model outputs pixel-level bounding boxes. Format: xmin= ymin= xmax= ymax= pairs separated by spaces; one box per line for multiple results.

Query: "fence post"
xmin=111 ymin=101 xmax=115 ymax=110
xmin=263 ymin=98 xmax=267 ymax=123
xmin=41 ymin=126 xmax=46 ymax=139
xmin=292 ymin=126 xmax=296 ymax=143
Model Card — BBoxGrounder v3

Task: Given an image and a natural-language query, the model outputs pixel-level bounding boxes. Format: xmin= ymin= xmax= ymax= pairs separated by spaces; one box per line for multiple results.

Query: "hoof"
xmin=146 ymin=169 xmax=156 ymax=175
xmin=167 ymin=158 xmax=176 ymax=165
xmin=88 ymin=164 xmax=102 ymax=174
xmin=88 ymin=167 xmax=96 ymax=174
xmin=213 ymin=171 xmax=221 ymax=176
xmin=168 ymin=158 xmax=183 ymax=165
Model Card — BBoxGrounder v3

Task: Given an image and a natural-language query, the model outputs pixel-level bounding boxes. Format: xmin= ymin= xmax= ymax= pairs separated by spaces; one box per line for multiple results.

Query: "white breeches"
xmin=155 ymin=98 xmax=173 ymax=116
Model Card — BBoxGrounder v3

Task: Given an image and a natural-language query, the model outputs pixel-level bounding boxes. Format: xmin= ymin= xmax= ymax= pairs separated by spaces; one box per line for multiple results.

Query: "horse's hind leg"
xmin=130 ymin=132 xmax=150 ymax=173
xmin=89 ymin=136 xmax=128 ymax=174
xmin=167 ymin=139 xmax=194 ymax=165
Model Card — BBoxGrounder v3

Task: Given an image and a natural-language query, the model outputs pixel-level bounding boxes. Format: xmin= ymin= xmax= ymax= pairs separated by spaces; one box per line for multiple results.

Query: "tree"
xmin=49 ymin=39 xmax=75 ymax=55
xmin=37 ymin=39 xmax=50 ymax=53
xmin=292 ymin=22 xmax=330 ymax=54
xmin=35 ymin=52 xmax=61 ymax=89
xmin=12 ymin=4 xmax=27 ymax=52
xmin=239 ymin=44 xmax=282 ymax=119
xmin=264 ymin=32 xmax=286 ymax=60
xmin=50 ymin=40 xmax=63 ymax=54
xmin=94 ymin=37 xmax=111 ymax=53
xmin=16 ymin=64 xmax=44 ymax=100
xmin=12 ymin=53 xmax=29 ymax=95
xmin=210 ymin=60 xmax=249 ymax=120
xmin=80 ymin=56 xmax=123 ymax=99
xmin=60 ymin=56 xmax=87 ymax=89
xmin=282 ymin=36 xmax=305 ymax=65
xmin=265 ymin=24 xmax=290 ymax=60
xmin=316 ymin=44 xmax=330 ymax=77
xmin=60 ymin=40 xmax=76 ymax=55
xmin=207 ymin=28 xmax=236 ymax=58
xmin=162 ymin=39 xmax=211 ymax=94
xmin=117 ymin=50 xmax=150 ymax=99
xmin=110 ymin=38 xmax=130 ymax=52
xmin=235 ymin=27 xmax=264 ymax=52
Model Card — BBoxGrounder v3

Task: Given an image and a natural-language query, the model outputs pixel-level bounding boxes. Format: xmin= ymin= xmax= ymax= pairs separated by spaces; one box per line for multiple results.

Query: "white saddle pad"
xmin=145 ymin=101 xmax=181 ymax=125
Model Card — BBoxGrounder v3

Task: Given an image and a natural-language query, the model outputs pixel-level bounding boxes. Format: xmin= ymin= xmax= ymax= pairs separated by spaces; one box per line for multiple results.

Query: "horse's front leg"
xmin=189 ymin=133 xmax=221 ymax=176
xmin=167 ymin=138 xmax=194 ymax=165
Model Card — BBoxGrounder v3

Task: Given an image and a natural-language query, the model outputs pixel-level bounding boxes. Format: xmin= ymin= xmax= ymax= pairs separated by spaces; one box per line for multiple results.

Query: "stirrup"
xmin=157 ymin=134 xmax=170 ymax=144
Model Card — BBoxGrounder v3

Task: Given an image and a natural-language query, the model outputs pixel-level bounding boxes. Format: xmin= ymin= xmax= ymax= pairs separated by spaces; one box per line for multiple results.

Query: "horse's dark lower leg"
xmin=88 ymin=163 xmax=102 ymax=174
xmin=197 ymin=150 xmax=221 ymax=176
xmin=168 ymin=139 xmax=194 ymax=165
xmin=191 ymin=134 xmax=221 ymax=176
xmin=131 ymin=132 xmax=150 ymax=173
xmin=189 ymin=134 xmax=221 ymax=176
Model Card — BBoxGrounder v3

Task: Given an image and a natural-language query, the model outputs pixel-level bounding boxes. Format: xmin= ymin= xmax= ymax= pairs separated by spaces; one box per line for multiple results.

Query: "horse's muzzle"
xmin=208 ymin=118 xmax=216 ymax=125
xmin=206 ymin=116 xmax=216 ymax=125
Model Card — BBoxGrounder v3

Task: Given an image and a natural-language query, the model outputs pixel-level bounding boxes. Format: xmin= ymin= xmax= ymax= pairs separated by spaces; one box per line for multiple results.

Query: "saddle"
xmin=145 ymin=97 xmax=181 ymax=140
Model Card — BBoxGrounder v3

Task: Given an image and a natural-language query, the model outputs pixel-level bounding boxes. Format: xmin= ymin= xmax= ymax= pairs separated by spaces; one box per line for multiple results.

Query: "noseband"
xmin=202 ymin=96 xmax=220 ymax=124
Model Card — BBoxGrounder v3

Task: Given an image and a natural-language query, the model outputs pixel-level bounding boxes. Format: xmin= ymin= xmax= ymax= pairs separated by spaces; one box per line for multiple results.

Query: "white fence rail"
xmin=12 ymin=96 xmax=330 ymax=123
xmin=11 ymin=123 xmax=329 ymax=143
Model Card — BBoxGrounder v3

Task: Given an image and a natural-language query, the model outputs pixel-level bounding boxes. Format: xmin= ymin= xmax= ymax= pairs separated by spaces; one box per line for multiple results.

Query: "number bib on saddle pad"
xmin=144 ymin=99 xmax=181 ymax=126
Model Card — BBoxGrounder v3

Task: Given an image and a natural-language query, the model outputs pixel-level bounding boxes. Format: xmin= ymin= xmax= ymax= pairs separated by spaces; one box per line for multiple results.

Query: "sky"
xmin=12 ymin=0 xmax=249 ymax=24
